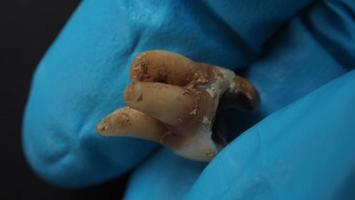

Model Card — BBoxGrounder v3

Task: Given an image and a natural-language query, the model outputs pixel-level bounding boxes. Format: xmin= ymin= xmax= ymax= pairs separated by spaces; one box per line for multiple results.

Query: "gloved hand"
xmin=23 ymin=0 xmax=355 ymax=199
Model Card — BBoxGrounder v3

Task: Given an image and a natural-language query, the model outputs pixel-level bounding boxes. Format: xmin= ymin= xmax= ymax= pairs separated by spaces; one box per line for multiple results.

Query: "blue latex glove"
xmin=23 ymin=0 xmax=355 ymax=199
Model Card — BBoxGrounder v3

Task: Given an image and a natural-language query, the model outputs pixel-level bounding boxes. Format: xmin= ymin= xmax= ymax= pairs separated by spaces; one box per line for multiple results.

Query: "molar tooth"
xmin=97 ymin=50 xmax=260 ymax=161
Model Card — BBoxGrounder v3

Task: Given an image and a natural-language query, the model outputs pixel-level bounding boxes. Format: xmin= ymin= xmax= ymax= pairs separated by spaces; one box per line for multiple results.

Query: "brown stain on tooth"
xmin=136 ymin=94 xmax=143 ymax=102
xmin=130 ymin=50 xmax=207 ymax=86
xmin=96 ymin=121 xmax=109 ymax=133
xmin=116 ymin=112 xmax=131 ymax=127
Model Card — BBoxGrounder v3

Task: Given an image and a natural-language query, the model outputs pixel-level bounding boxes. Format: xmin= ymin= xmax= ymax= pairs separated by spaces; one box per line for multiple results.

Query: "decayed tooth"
xmin=97 ymin=50 xmax=260 ymax=161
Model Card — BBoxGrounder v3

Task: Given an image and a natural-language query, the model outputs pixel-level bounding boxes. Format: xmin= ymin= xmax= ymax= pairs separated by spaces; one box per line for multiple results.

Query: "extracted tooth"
xmin=97 ymin=50 xmax=260 ymax=161
xmin=96 ymin=107 xmax=167 ymax=141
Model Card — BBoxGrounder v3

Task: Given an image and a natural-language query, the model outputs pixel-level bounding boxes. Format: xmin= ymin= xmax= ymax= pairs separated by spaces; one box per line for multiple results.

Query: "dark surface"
xmin=0 ymin=1 xmax=129 ymax=199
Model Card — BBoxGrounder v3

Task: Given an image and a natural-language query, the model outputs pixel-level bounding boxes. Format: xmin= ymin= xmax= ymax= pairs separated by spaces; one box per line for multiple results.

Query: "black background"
xmin=1 ymin=1 xmax=129 ymax=199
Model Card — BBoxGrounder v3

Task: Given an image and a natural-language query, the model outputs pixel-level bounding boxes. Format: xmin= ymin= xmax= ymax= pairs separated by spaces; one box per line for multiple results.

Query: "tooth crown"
xmin=97 ymin=50 xmax=259 ymax=161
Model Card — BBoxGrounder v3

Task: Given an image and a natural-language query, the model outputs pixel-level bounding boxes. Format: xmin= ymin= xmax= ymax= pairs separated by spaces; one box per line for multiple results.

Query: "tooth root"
xmin=130 ymin=50 xmax=209 ymax=86
xmin=96 ymin=107 xmax=219 ymax=161
xmin=96 ymin=107 xmax=167 ymax=142
xmin=124 ymin=82 xmax=199 ymax=127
